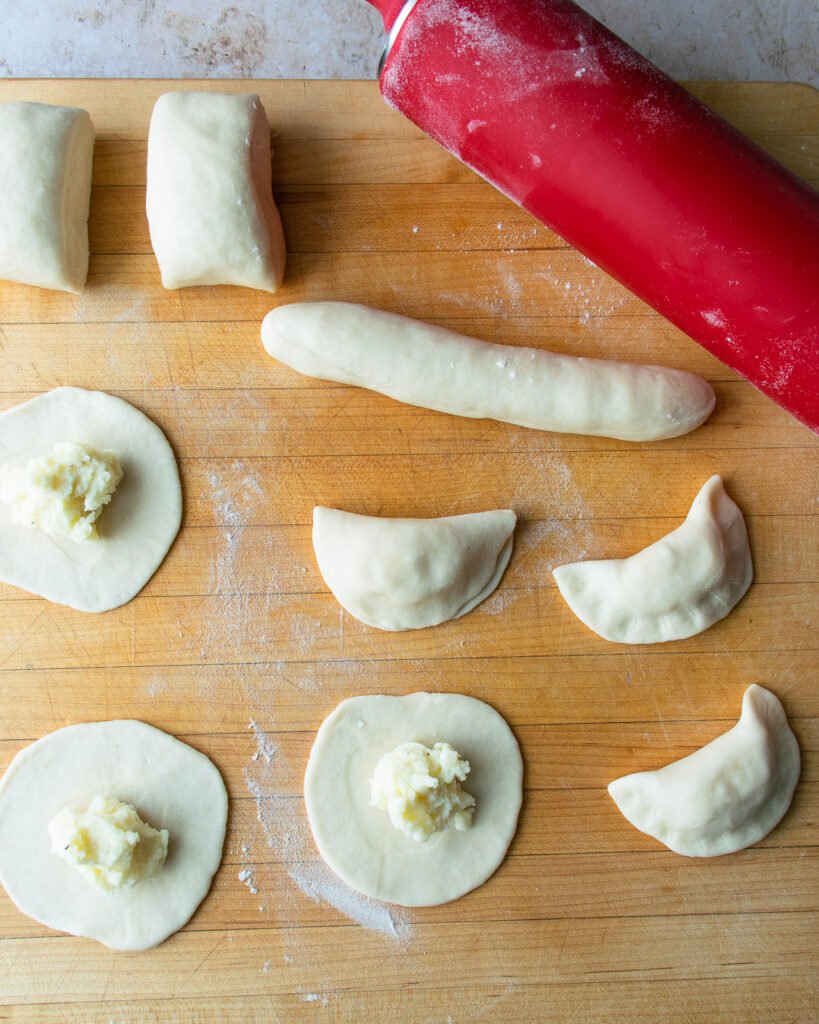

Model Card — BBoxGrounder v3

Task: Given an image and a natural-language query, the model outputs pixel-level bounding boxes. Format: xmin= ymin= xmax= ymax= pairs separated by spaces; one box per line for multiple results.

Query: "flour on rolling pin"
xmin=372 ymin=0 xmax=819 ymax=431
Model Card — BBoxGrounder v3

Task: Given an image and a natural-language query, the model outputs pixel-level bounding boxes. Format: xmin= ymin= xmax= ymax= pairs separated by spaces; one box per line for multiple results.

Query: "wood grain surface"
xmin=0 ymin=79 xmax=817 ymax=1023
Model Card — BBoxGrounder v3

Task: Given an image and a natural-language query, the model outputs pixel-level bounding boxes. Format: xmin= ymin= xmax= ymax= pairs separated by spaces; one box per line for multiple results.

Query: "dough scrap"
xmin=0 ymin=388 xmax=182 ymax=612
xmin=147 ymin=91 xmax=286 ymax=291
xmin=553 ymin=475 xmax=752 ymax=644
xmin=0 ymin=721 xmax=228 ymax=950
xmin=304 ymin=693 xmax=523 ymax=907
xmin=0 ymin=101 xmax=95 ymax=293
xmin=261 ymin=301 xmax=715 ymax=441
xmin=609 ymin=685 xmax=800 ymax=857
xmin=312 ymin=506 xmax=516 ymax=630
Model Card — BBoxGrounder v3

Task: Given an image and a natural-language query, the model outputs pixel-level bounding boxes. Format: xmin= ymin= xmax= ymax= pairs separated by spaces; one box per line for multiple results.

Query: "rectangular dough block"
xmin=0 ymin=102 xmax=95 ymax=294
xmin=146 ymin=92 xmax=286 ymax=292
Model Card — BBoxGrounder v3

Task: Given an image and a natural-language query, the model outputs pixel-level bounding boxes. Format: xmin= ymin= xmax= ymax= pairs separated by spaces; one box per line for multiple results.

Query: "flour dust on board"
xmin=243 ymin=717 xmax=414 ymax=943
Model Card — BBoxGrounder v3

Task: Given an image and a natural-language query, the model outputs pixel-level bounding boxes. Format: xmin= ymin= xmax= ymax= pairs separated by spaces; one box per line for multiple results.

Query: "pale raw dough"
xmin=0 ymin=101 xmax=95 ymax=293
xmin=553 ymin=475 xmax=752 ymax=643
xmin=304 ymin=693 xmax=523 ymax=906
xmin=0 ymin=720 xmax=228 ymax=950
xmin=609 ymin=686 xmax=800 ymax=857
xmin=312 ymin=506 xmax=516 ymax=630
xmin=0 ymin=388 xmax=182 ymax=612
xmin=261 ymin=302 xmax=715 ymax=441
xmin=146 ymin=91 xmax=286 ymax=291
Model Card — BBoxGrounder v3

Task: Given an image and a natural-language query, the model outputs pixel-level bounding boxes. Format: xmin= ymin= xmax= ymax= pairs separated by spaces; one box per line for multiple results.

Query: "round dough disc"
xmin=0 ymin=387 xmax=182 ymax=611
xmin=0 ymin=721 xmax=228 ymax=951
xmin=304 ymin=693 xmax=523 ymax=907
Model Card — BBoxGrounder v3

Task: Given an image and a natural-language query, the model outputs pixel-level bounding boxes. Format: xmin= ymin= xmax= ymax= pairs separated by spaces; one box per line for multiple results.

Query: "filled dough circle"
xmin=0 ymin=721 xmax=228 ymax=951
xmin=0 ymin=387 xmax=182 ymax=611
xmin=304 ymin=693 xmax=523 ymax=906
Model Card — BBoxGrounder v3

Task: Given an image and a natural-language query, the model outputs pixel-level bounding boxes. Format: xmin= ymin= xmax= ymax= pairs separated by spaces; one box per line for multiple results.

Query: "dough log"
xmin=0 ymin=101 xmax=95 ymax=293
xmin=261 ymin=301 xmax=715 ymax=442
xmin=147 ymin=91 xmax=286 ymax=291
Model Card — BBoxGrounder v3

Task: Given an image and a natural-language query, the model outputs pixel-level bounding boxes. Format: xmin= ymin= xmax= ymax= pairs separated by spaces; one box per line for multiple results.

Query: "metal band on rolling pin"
xmin=377 ymin=0 xmax=421 ymax=76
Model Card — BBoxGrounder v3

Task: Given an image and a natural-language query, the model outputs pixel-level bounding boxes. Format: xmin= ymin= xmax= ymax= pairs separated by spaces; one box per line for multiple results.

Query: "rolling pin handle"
xmin=366 ymin=0 xmax=408 ymax=31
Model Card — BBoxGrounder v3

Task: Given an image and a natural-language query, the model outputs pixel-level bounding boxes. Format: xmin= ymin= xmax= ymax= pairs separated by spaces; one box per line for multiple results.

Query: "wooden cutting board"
xmin=0 ymin=78 xmax=816 ymax=1023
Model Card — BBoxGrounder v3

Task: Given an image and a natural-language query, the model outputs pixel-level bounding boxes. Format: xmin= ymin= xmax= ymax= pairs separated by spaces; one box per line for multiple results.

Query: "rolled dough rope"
xmin=0 ymin=101 xmax=95 ymax=293
xmin=147 ymin=91 xmax=286 ymax=291
xmin=261 ymin=302 xmax=715 ymax=442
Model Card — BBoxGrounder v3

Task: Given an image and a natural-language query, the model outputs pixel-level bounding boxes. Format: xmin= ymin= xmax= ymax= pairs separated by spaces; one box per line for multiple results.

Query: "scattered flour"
xmin=485 ymin=456 xmax=596 ymax=603
xmin=701 ymin=309 xmax=729 ymax=330
xmin=144 ymin=675 xmax=168 ymax=697
xmin=302 ymin=993 xmax=330 ymax=1006
xmin=477 ymin=587 xmax=520 ymax=616
xmin=515 ymin=516 xmax=592 ymax=578
xmin=534 ymin=262 xmax=630 ymax=327
xmin=242 ymin=718 xmax=414 ymax=944
xmin=250 ymin=718 xmax=277 ymax=763
xmin=478 ymin=504 xmax=593 ymax=618
xmin=195 ymin=461 xmax=283 ymax=696
xmin=289 ymin=864 xmax=412 ymax=941
xmin=496 ymin=258 xmax=522 ymax=310
xmin=286 ymin=612 xmax=327 ymax=657
xmin=238 ymin=867 xmax=258 ymax=895
xmin=382 ymin=0 xmax=607 ymax=151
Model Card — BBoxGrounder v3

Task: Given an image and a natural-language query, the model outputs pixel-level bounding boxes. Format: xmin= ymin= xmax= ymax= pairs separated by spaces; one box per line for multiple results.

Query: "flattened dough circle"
xmin=0 ymin=721 xmax=228 ymax=951
xmin=304 ymin=693 xmax=523 ymax=907
xmin=0 ymin=388 xmax=182 ymax=612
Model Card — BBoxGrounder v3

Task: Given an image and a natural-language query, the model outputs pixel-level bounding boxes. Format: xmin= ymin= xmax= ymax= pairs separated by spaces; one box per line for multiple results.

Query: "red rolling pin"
xmin=366 ymin=0 xmax=819 ymax=433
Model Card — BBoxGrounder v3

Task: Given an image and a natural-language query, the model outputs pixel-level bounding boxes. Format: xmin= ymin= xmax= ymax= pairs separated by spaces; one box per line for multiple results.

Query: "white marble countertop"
xmin=0 ymin=0 xmax=816 ymax=85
